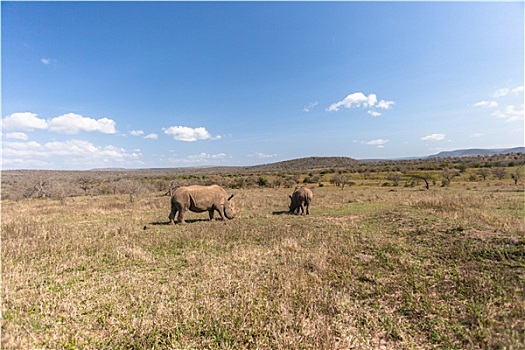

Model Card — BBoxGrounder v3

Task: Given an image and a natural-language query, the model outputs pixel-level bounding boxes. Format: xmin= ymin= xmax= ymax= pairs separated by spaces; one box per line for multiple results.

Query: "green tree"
xmin=441 ymin=168 xmax=460 ymax=187
xmin=477 ymin=168 xmax=491 ymax=181
xmin=511 ymin=167 xmax=523 ymax=185
xmin=387 ymin=172 xmax=401 ymax=186
xmin=257 ymin=176 xmax=268 ymax=187
xmin=492 ymin=167 xmax=506 ymax=180
xmin=408 ymin=172 xmax=434 ymax=190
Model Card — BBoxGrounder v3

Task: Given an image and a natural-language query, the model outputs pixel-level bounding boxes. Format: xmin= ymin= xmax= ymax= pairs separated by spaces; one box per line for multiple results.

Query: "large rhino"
xmin=289 ymin=187 xmax=313 ymax=215
xmin=169 ymin=185 xmax=235 ymax=224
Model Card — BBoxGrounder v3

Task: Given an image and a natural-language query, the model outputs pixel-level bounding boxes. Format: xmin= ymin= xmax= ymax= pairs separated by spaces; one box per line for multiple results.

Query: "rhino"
xmin=289 ymin=187 xmax=313 ymax=215
xmin=168 ymin=185 xmax=235 ymax=224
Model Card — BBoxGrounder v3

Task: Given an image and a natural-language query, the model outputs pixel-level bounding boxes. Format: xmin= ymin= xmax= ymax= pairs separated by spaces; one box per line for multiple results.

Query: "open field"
xmin=2 ymin=171 xmax=525 ymax=348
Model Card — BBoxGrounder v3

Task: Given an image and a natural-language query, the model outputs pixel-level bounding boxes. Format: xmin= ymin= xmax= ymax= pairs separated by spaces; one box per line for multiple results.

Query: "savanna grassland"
xmin=2 ymin=156 xmax=525 ymax=349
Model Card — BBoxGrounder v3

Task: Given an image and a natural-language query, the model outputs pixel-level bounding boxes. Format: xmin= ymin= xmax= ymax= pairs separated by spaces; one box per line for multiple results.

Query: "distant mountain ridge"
xmin=249 ymin=148 xmax=524 ymax=171
xmin=429 ymin=147 xmax=524 ymax=158
xmin=87 ymin=147 xmax=524 ymax=172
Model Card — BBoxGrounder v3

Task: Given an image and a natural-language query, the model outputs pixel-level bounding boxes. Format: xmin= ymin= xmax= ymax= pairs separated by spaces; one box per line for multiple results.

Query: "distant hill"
xmin=247 ymin=148 xmax=524 ymax=172
xmin=248 ymin=156 xmax=358 ymax=172
xmin=83 ymin=148 xmax=524 ymax=173
xmin=429 ymin=147 xmax=524 ymax=158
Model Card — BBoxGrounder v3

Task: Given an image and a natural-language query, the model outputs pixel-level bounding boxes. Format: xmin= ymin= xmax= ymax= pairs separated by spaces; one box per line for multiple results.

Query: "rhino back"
xmin=293 ymin=187 xmax=313 ymax=203
xmin=304 ymin=187 xmax=313 ymax=201
xmin=173 ymin=185 xmax=226 ymax=210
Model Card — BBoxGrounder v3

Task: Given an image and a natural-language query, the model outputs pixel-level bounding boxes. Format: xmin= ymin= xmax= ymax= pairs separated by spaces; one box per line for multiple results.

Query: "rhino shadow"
xmin=272 ymin=210 xmax=290 ymax=215
xmin=149 ymin=218 xmax=214 ymax=226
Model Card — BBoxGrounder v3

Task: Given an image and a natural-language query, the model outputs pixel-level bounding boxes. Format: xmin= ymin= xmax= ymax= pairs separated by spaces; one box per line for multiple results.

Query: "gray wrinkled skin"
xmin=169 ymin=185 xmax=235 ymax=224
xmin=289 ymin=187 xmax=313 ymax=215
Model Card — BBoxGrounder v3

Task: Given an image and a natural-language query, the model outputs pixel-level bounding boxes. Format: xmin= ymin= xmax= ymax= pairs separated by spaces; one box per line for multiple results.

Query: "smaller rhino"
xmin=289 ymin=187 xmax=313 ymax=215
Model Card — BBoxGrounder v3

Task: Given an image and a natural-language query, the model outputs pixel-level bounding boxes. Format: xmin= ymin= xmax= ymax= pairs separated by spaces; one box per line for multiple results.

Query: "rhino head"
xmin=288 ymin=195 xmax=297 ymax=213
xmin=224 ymin=194 xmax=235 ymax=219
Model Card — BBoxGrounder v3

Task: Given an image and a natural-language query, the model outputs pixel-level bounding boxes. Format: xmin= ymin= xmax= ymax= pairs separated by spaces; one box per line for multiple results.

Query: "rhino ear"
xmin=228 ymin=194 xmax=234 ymax=201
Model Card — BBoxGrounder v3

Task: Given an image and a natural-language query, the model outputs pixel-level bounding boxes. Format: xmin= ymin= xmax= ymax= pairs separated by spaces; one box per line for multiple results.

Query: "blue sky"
xmin=2 ymin=1 xmax=524 ymax=170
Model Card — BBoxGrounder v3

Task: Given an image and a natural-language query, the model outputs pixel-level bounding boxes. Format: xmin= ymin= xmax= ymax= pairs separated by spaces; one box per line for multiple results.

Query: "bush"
xmin=257 ymin=176 xmax=268 ymax=187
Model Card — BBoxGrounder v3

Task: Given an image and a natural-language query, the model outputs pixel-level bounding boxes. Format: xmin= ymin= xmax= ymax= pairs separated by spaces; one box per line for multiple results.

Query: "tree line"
xmin=1 ymin=153 xmax=523 ymax=200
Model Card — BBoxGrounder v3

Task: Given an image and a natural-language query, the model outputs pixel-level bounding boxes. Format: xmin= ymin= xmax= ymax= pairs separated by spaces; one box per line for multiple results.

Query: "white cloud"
xmin=492 ymin=85 xmax=524 ymax=98
xmin=1 ymin=112 xmax=118 ymax=134
xmin=475 ymin=86 xmax=524 ymax=122
xmin=376 ymin=100 xmax=395 ymax=110
xmin=512 ymin=86 xmax=524 ymax=94
xmin=163 ymin=126 xmax=214 ymax=142
xmin=48 ymin=113 xmax=117 ymax=134
xmin=363 ymin=139 xmax=389 ymax=147
xmin=327 ymin=92 xmax=394 ymax=116
xmin=474 ymin=100 xmax=498 ymax=108
xmin=493 ymin=88 xmax=510 ymax=98
xmin=327 ymin=92 xmax=377 ymax=111
xmin=2 ymin=139 xmax=140 ymax=163
xmin=492 ymin=104 xmax=524 ymax=122
xmin=2 ymin=141 xmax=44 ymax=157
xmin=367 ymin=110 xmax=382 ymax=117
xmin=249 ymin=152 xmax=278 ymax=159
xmin=1 ymin=112 xmax=48 ymax=131
xmin=130 ymin=130 xmax=158 ymax=139
xmin=210 ymin=153 xmax=226 ymax=159
xmin=303 ymin=102 xmax=318 ymax=112
xmin=421 ymin=133 xmax=446 ymax=141
xmin=167 ymin=152 xmax=228 ymax=165
xmin=0 ymin=157 xmax=49 ymax=169
xmin=41 ymin=57 xmax=57 ymax=65
xmin=470 ymin=133 xmax=485 ymax=138
xmin=187 ymin=152 xmax=226 ymax=161
xmin=5 ymin=132 xmax=29 ymax=140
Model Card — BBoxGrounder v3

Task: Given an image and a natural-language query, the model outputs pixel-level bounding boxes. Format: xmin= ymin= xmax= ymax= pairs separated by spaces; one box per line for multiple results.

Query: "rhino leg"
xmin=305 ymin=203 xmax=310 ymax=215
xmin=216 ymin=206 xmax=226 ymax=221
xmin=169 ymin=206 xmax=178 ymax=224
xmin=209 ymin=209 xmax=215 ymax=221
xmin=178 ymin=209 xmax=186 ymax=224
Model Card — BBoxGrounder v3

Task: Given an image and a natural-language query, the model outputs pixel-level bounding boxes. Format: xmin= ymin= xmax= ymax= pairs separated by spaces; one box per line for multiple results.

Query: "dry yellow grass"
xmin=2 ymin=184 xmax=524 ymax=349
